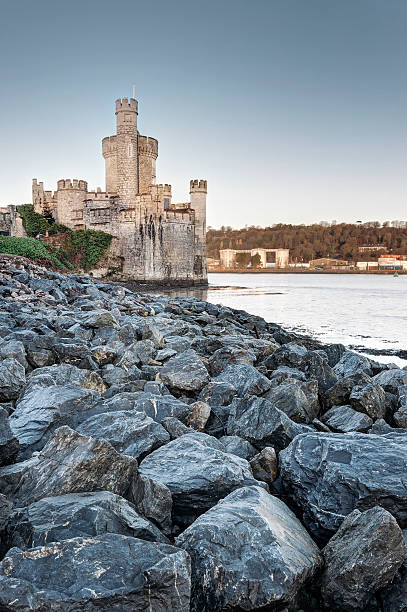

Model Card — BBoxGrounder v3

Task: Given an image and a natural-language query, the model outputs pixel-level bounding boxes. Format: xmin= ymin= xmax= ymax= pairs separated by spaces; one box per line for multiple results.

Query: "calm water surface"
xmin=162 ymin=273 xmax=407 ymax=366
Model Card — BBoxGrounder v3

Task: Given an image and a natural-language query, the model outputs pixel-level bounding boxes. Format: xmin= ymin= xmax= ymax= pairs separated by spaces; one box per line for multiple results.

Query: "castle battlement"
xmin=138 ymin=135 xmax=158 ymax=158
xmin=115 ymin=97 xmax=138 ymax=112
xmin=190 ymin=179 xmax=207 ymax=193
xmin=57 ymin=179 xmax=88 ymax=191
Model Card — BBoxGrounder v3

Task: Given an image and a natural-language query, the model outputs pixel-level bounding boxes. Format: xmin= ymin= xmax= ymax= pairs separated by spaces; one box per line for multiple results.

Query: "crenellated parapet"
xmin=57 ymin=179 xmax=88 ymax=191
xmin=115 ymin=97 xmax=138 ymax=113
xmin=190 ymin=179 xmax=207 ymax=193
xmin=102 ymin=136 xmax=117 ymax=157
xmin=138 ymin=135 xmax=158 ymax=158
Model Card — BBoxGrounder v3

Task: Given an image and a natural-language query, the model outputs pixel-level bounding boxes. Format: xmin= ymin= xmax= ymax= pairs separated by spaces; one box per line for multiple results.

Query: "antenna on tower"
xmin=132 ymin=84 xmax=136 ymax=99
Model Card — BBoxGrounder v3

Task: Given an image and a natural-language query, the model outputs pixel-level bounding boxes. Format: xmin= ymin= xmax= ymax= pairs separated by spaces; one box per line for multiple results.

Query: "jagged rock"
xmin=101 ymin=364 xmax=142 ymax=386
xmin=378 ymin=530 xmax=407 ymax=611
xmin=369 ymin=418 xmax=407 ymax=435
xmin=0 ymin=533 xmax=191 ymax=611
xmin=10 ymin=385 xmax=99 ymax=459
xmin=159 ymin=349 xmax=209 ymax=392
xmin=213 ymin=363 xmax=271 ymax=396
xmin=373 ymin=368 xmax=407 ymax=394
xmin=155 ymin=347 xmax=177 ymax=361
xmin=219 ymin=435 xmax=257 ymax=459
xmin=52 ymin=341 xmax=97 ymax=369
xmin=321 ymin=372 xmax=372 ymax=410
xmin=198 ymin=381 xmax=237 ymax=406
xmin=209 ymin=346 xmax=255 ymax=377
xmin=0 ymin=408 xmax=19 ymax=466
xmin=26 ymin=363 xmax=105 ymax=393
xmin=249 ymin=446 xmax=278 ymax=485
xmin=76 ymin=410 xmax=169 ymax=460
xmin=0 ymin=357 xmax=25 ymax=401
xmin=263 ymin=379 xmax=319 ymax=423
xmin=323 ymin=343 xmax=347 ymax=367
xmin=322 ymin=404 xmax=373 ymax=432
xmin=267 ymin=365 xmax=307 ymax=386
xmin=0 ymin=339 xmax=28 ymax=369
xmin=0 ymin=426 xmax=138 ymax=507
xmin=227 ymin=395 xmax=312 ymax=452
xmin=161 ymin=416 xmax=194 ymax=439
xmin=321 ymin=506 xmax=406 ymax=611
xmin=139 ymin=432 xmax=259 ymax=525
xmin=264 ymin=343 xmax=337 ymax=391
xmin=334 ymin=350 xmax=373 ymax=378
xmin=130 ymin=473 xmax=173 ymax=534
xmin=177 ymin=485 xmax=321 ymax=612
xmin=349 ymin=379 xmax=386 ymax=419
xmin=279 ymin=431 xmax=407 ymax=541
xmin=90 ymin=344 xmax=117 ymax=366
xmin=6 ymin=491 xmax=168 ymax=549
xmin=186 ymin=401 xmax=211 ymax=431
xmin=81 ymin=308 xmax=119 ymax=329
xmin=0 ymin=494 xmax=12 ymax=531
xmin=394 ymin=403 xmax=407 ymax=428
xmin=132 ymin=392 xmax=191 ymax=423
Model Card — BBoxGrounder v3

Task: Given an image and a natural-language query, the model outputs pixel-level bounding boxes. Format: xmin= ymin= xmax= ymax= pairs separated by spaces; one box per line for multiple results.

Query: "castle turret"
xmin=56 ymin=179 xmax=88 ymax=227
xmin=138 ymin=136 xmax=158 ymax=194
xmin=190 ymin=179 xmax=207 ymax=280
xmin=115 ymin=97 xmax=138 ymax=206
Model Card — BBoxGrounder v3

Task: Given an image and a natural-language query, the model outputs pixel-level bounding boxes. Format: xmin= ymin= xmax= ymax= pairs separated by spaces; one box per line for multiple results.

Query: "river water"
xmin=160 ymin=273 xmax=407 ymax=366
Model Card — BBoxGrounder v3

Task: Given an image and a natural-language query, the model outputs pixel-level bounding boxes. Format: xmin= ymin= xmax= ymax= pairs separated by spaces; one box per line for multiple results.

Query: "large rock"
xmin=26 ymin=363 xmax=105 ymax=393
xmin=7 ymin=491 xmax=167 ymax=549
xmin=373 ymin=368 xmax=407 ymax=394
xmin=249 ymin=446 xmax=278 ymax=485
xmin=198 ymin=381 xmax=237 ymax=406
xmin=0 ymin=426 xmax=138 ymax=507
xmin=263 ymin=379 xmax=319 ymax=423
xmin=264 ymin=343 xmax=337 ymax=391
xmin=0 ymin=533 xmax=191 ymax=611
xmin=227 ymin=395 xmax=312 ymax=452
xmin=322 ymin=404 xmax=373 ymax=433
xmin=219 ymin=435 xmax=257 ymax=459
xmin=0 ymin=408 xmax=19 ymax=466
xmin=81 ymin=308 xmax=119 ymax=329
xmin=139 ymin=432 xmax=258 ymax=525
xmin=209 ymin=345 xmax=255 ymax=377
xmin=334 ymin=350 xmax=373 ymax=378
xmin=321 ymin=372 xmax=372 ymax=410
xmin=159 ymin=349 xmax=209 ymax=392
xmin=177 ymin=485 xmax=321 ymax=611
xmin=379 ymin=530 xmax=407 ymax=611
xmin=10 ymin=385 xmax=99 ymax=459
xmin=132 ymin=392 xmax=192 ymax=423
xmin=321 ymin=506 xmax=405 ymax=611
xmin=349 ymin=379 xmax=386 ymax=419
xmin=213 ymin=363 xmax=271 ymax=396
xmin=279 ymin=431 xmax=407 ymax=541
xmin=76 ymin=410 xmax=169 ymax=461
xmin=0 ymin=357 xmax=25 ymax=401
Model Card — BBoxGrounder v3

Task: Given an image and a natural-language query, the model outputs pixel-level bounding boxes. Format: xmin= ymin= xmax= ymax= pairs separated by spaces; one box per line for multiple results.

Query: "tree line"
xmin=206 ymin=224 xmax=407 ymax=262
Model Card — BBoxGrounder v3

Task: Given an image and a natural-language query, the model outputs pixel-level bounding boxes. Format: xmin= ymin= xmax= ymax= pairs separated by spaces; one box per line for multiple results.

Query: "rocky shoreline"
xmin=0 ymin=254 xmax=407 ymax=611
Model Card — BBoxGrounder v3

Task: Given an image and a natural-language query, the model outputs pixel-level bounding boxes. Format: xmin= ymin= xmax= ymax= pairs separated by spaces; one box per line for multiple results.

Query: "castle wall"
xmin=138 ymin=136 xmax=158 ymax=194
xmin=190 ymin=180 xmax=208 ymax=280
xmin=102 ymin=136 xmax=118 ymax=193
xmin=55 ymin=179 xmax=88 ymax=228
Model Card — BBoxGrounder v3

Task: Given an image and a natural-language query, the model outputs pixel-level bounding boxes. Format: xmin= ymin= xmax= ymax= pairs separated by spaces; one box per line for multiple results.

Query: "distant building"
xmin=358 ymin=244 xmax=387 ymax=253
xmin=309 ymin=258 xmax=350 ymax=270
xmin=378 ymin=254 xmax=407 ymax=270
xmin=356 ymin=261 xmax=379 ymax=270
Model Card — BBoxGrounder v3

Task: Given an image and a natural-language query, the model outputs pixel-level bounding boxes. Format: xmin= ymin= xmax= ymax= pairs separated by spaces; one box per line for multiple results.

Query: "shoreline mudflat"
xmin=0 ymin=254 xmax=406 ymax=611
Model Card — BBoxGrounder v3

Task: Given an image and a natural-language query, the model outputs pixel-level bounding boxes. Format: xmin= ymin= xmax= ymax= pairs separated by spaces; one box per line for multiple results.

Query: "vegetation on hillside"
xmin=0 ymin=236 xmax=69 ymax=269
xmin=207 ymin=224 xmax=407 ymax=262
xmin=16 ymin=205 xmax=113 ymax=270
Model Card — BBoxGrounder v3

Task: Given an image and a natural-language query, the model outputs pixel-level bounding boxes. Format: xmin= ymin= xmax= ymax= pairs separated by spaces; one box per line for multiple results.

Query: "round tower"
xmin=138 ymin=135 xmax=158 ymax=194
xmin=190 ymin=179 xmax=208 ymax=280
xmin=56 ymin=179 xmax=88 ymax=227
xmin=115 ymin=97 xmax=139 ymax=206
xmin=102 ymin=136 xmax=118 ymax=193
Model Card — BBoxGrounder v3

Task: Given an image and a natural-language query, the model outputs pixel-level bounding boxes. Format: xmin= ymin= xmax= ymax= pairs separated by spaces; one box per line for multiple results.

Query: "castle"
xmin=32 ymin=97 xmax=207 ymax=284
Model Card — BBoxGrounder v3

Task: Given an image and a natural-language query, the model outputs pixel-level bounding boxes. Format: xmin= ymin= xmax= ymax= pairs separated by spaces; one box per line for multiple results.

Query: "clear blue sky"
xmin=0 ymin=0 xmax=406 ymax=227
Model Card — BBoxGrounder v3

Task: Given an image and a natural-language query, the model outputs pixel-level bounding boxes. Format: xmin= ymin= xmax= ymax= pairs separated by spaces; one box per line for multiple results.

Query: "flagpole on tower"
xmin=132 ymin=84 xmax=136 ymax=99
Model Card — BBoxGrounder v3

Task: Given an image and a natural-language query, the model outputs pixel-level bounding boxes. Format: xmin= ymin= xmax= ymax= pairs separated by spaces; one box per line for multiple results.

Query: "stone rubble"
xmin=0 ymin=254 xmax=406 ymax=610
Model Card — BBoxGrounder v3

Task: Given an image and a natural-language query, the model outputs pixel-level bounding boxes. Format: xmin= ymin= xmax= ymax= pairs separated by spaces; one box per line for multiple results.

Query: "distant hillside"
xmin=206 ymin=224 xmax=407 ymax=262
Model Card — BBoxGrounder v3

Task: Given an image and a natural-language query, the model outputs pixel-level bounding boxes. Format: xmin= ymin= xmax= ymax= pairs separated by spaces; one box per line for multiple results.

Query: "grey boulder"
xmin=321 ymin=506 xmax=406 ymax=611
xmin=373 ymin=368 xmax=407 ymax=394
xmin=0 ymin=426 xmax=138 ymax=507
xmin=159 ymin=349 xmax=209 ymax=392
xmin=139 ymin=432 xmax=258 ymax=525
xmin=0 ymin=358 xmax=25 ymax=401
xmin=76 ymin=410 xmax=169 ymax=461
xmin=7 ymin=491 xmax=168 ymax=549
xmin=263 ymin=379 xmax=319 ymax=423
xmin=227 ymin=395 xmax=312 ymax=452
xmin=213 ymin=363 xmax=271 ymax=396
xmin=322 ymin=404 xmax=373 ymax=433
xmin=0 ymin=408 xmax=19 ymax=466
xmin=0 ymin=533 xmax=190 ymax=611
xmin=177 ymin=485 xmax=321 ymax=612
xmin=280 ymin=431 xmax=407 ymax=541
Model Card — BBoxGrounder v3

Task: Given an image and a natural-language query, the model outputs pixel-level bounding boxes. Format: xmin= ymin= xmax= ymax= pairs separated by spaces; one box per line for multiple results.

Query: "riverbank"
xmin=209 ymin=266 xmax=407 ymax=274
xmin=0 ymin=254 xmax=407 ymax=610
